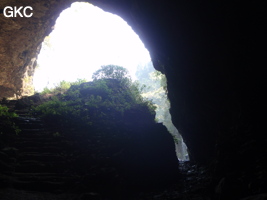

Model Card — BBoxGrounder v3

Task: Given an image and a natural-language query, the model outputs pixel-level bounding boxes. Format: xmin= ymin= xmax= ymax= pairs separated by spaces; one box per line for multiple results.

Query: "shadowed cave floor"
xmin=0 ymin=161 xmax=211 ymax=200
xmin=0 ymin=100 xmax=211 ymax=200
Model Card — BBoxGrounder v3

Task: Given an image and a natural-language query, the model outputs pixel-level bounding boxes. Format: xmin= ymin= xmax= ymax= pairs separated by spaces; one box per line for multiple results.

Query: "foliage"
xmin=135 ymin=62 xmax=169 ymax=123
xmin=92 ymin=65 xmax=131 ymax=81
xmin=33 ymin=96 xmax=87 ymax=128
xmin=40 ymin=86 xmax=51 ymax=95
xmin=135 ymin=62 xmax=189 ymax=160
xmin=0 ymin=105 xmax=20 ymax=135
xmin=33 ymin=66 xmax=156 ymax=134
xmin=92 ymin=65 xmax=131 ymax=87
xmin=40 ymin=78 xmax=87 ymax=95
xmin=0 ymin=105 xmax=18 ymax=118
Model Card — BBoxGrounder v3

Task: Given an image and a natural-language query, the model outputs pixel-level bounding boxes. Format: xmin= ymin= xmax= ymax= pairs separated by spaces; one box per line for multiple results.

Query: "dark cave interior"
xmin=0 ymin=0 xmax=266 ymax=199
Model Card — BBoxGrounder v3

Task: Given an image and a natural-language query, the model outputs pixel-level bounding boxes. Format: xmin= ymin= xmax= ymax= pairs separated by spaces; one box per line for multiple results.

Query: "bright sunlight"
xmin=33 ymin=2 xmax=188 ymax=161
xmin=34 ymin=2 xmax=151 ymax=91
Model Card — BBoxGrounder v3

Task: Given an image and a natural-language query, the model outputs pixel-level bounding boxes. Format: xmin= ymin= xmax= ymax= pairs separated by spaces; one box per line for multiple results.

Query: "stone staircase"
xmin=1 ymin=101 xmax=79 ymax=193
xmin=1 ymin=99 xmax=182 ymax=198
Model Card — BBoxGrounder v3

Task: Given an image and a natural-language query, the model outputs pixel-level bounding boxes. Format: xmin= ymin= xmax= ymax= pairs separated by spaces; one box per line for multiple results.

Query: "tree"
xmin=91 ymin=65 xmax=154 ymax=111
xmin=92 ymin=65 xmax=131 ymax=83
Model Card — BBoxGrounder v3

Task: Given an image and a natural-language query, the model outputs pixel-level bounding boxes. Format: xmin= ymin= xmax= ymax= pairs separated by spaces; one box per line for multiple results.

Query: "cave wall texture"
xmin=0 ymin=0 xmax=266 ymax=196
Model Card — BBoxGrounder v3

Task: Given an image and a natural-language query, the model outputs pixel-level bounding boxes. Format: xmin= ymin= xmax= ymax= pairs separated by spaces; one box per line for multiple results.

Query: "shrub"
xmin=0 ymin=105 xmax=20 ymax=135
xmin=33 ymin=66 xmax=156 ymax=134
xmin=40 ymin=79 xmax=87 ymax=96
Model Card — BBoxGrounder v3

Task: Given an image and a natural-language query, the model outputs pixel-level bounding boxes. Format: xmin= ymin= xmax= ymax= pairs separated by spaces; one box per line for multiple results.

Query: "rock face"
xmin=0 ymin=0 xmax=265 ymax=198
xmin=0 ymin=0 xmax=72 ymax=98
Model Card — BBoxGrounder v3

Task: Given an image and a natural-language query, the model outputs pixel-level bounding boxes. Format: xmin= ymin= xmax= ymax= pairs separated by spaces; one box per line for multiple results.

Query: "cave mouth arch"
xmin=34 ymin=1 xmax=188 ymax=161
xmin=34 ymin=2 xmax=151 ymax=92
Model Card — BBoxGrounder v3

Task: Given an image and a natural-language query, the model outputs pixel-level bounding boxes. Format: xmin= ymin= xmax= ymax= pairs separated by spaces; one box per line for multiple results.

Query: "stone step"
xmin=15 ymin=110 xmax=31 ymax=114
xmin=12 ymin=179 xmax=74 ymax=192
xmin=18 ymin=159 xmax=66 ymax=165
xmin=14 ymin=141 xmax=61 ymax=147
xmin=0 ymin=151 xmax=16 ymax=164
xmin=14 ymin=109 xmax=31 ymax=113
xmin=14 ymin=141 xmax=60 ymax=148
xmin=14 ymin=162 xmax=66 ymax=173
xmin=16 ymin=134 xmax=49 ymax=139
xmin=13 ymin=172 xmax=78 ymax=182
xmin=15 ymin=136 xmax=54 ymax=141
xmin=15 ymin=146 xmax=63 ymax=153
xmin=15 ymin=109 xmax=29 ymax=111
xmin=15 ymin=132 xmax=54 ymax=138
xmin=18 ymin=132 xmax=48 ymax=137
xmin=17 ymin=151 xmax=63 ymax=158
xmin=0 ymin=104 xmax=84 ymax=193
xmin=19 ymin=128 xmax=46 ymax=132
xmin=17 ymin=114 xmax=33 ymax=118
xmin=0 ymin=101 xmax=17 ymax=110
xmin=17 ymin=123 xmax=44 ymax=129
xmin=14 ymin=137 xmax=58 ymax=143
xmin=17 ymin=154 xmax=64 ymax=162
xmin=15 ymin=117 xmax=42 ymax=123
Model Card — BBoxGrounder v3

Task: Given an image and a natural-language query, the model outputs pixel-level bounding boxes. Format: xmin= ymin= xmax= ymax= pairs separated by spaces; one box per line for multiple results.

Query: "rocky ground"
xmin=3 ymin=99 xmax=266 ymax=200
xmin=0 ymin=99 xmax=214 ymax=200
xmin=0 ymin=162 xmax=212 ymax=200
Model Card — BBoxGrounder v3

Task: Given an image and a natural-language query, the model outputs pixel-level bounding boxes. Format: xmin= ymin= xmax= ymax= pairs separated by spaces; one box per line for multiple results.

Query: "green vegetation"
xmin=40 ymin=78 xmax=87 ymax=95
xmin=0 ymin=105 xmax=18 ymax=118
xmin=92 ymin=65 xmax=131 ymax=82
xmin=136 ymin=62 xmax=171 ymax=127
xmin=33 ymin=65 xmax=156 ymax=134
xmin=0 ymin=105 xmax=20 ymax=135
xmin=135 ymin=62 xmax=188 ymax=160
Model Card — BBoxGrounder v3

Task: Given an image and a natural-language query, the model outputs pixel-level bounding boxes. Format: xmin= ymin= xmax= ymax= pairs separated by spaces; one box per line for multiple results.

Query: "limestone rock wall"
xmin=0 ymin=0 xmax=73 ymax=98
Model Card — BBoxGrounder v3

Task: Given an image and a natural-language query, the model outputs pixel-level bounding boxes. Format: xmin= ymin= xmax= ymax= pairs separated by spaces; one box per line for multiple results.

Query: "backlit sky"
xmin=34 ymin=2 xmax=151 ymax=91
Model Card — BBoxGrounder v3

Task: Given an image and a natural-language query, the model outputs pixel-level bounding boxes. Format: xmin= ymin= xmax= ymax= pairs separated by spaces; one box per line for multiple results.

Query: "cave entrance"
xmin=34 ymin=2 xmax=188 ymax=161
